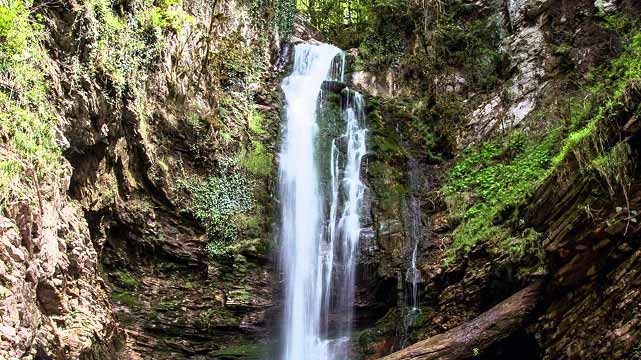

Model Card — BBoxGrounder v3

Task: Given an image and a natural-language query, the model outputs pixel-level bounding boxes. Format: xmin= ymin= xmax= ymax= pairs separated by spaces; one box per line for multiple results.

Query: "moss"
xmin=112 ymin=270 xmax=142 ymax=290
xmin=443 ymin=130 xmax=559 ymax=261
xmin=112 ymin=290 xmax=139 ymax=306
xmin=248 ymin=108 xmax=266 ymax=135
xmin=240 ymin=141 xmax=273 ymax=177
xmin=227 ymin=288 xmax=253 ymax=304
xmin=197 ymin=306 xmax=240 ymax=328
xmin=553 ymin=30 xmax=641 ymax=168
xmin=155 ymin=298 xmax=183 ymax=312
xmin=354 ymin=308 xmax=401 ymax=356
xmin=212 ymin=342 xmax=268 ymax=359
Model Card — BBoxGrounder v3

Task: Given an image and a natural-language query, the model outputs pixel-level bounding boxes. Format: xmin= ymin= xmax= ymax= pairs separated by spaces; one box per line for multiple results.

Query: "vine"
xmin=177 ymin=161 xmax=256 ymax=257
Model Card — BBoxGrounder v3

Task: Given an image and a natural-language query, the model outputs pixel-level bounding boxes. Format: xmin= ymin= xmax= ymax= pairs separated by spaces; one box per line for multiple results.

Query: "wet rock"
xmin=595 ymin=0 xmax=618 ymax=12
xmin=351 ymin=70 xmax=398 ymax=97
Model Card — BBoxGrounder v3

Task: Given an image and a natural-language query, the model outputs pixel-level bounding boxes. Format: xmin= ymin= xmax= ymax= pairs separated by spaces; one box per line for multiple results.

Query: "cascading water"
xmin=399 ymin=157 xmax=423 ymax=348
xmin=279 ymin=42 xmax=367 ymax=360
xmin=327 ymin=90 xmax=367 ymax=357
xmin=405 ymin=157 xmax=423 ymax=314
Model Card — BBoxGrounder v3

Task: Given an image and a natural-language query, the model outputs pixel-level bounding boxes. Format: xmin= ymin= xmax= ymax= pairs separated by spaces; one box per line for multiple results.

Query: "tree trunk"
xmin=379 ymin=282 xmax=543 ymax=360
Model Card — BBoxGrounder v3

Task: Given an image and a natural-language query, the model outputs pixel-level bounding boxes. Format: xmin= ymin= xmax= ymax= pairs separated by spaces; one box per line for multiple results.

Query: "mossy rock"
xmin=112 ymin=290 xmax=139 ymax=306
xmin=112 ymin=270 xmax=142 ymax=290
xmin=212 ymin=342 xmax=268 ymax=359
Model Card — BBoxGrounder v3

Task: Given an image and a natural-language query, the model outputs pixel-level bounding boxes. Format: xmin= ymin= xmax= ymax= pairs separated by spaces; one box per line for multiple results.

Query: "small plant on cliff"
xmin=150 ymin=0 xmax=193 ymax=32
xmin=177 ymin=161 xmax=256 ymax=257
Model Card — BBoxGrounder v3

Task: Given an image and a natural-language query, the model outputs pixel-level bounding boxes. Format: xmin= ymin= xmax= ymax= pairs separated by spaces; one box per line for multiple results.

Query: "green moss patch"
xmin=212 ymin=342 xmax=268 ymax=359
xmin=443 ymin=131 xmax=558 ymax=260
xmin=112 ymin=290 xmax=139 ymax=306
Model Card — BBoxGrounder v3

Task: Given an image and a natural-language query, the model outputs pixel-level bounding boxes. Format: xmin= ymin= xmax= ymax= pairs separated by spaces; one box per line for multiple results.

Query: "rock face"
xmin=57 ymin=0 xmax=284 ymax=356
xmin=3 ymin=0 xmax=641 ymax=358
xmin=0 ymin=162 xmax=123 ymax=359
xmin=350 ymin=0 xmax=641 ymax=359
xmin=526 ymin=85 xmax=641 ymax=359
xmin=466 ymin=0 xmax=548 ymax=141
xmin=3 ymin=0 xmax=284 ymax=358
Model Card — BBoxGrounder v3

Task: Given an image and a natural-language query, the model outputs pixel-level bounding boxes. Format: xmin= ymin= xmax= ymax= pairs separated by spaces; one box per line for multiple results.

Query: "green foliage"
xmin=443 ymin=22 xmax=641 ymax=262
xmin=297 ymin=0 xmax=373 ymax=46
xmin=112 ymin=290 xmax=139 ymax=306
xmin=591 ymin=142 xmax=632 ymax=197
xmin=248 ymin=109 xmax=266 ymax=135
xmin=553 ymin=29 xmax=641 ymax=167
xmin=240 ymin=141 xmax=274 ymax=177
xmin=83 ymin=0 xmax=169 ymax=94
xmin=0 ymin=0 xmax=31 ymax=68
xmin=426 ymin=13 xmax=501 ymax=90
xmin=178 ymin=163 xmax=256 ymax=257
xmin=358 ymin=14 xmax=407 ymax=69
xmin=443 ymin=131 xmax=558 ymax=258
xmin=275 ymin=0 xmax=296 ymax=37
xmin=600 ymin=13 xmax=639 ymax=36
xmin=0 ymin=0 xmax=60 ymax=209
xmin=368 ymin=96 xmax=454 ymax=162
xmin=150 ymin=0 xmax=193 ymax=31
xmin=553 ymin=119 xmax=597 ymax=165
xmin=112 ymin=270 xmax=142 ymax=290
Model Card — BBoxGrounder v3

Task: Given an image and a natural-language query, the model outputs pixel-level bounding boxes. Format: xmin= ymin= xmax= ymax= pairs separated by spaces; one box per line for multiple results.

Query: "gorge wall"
xmin=2 ymin=0 xmax=289 ymax=357
xmin=349 ymin=0 xmax=641 ymax=359
xmin=1 ymin=0 xmax=641 ymax=359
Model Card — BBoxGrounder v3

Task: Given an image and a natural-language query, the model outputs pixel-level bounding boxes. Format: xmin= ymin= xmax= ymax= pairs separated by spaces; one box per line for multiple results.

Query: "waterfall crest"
xmin=279 ymin=43 xmax=367 ymax=360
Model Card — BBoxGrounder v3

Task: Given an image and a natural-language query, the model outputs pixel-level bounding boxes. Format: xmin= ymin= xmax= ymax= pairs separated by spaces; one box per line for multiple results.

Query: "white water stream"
xmin=279 ymin=43 xmax=367 ymax=360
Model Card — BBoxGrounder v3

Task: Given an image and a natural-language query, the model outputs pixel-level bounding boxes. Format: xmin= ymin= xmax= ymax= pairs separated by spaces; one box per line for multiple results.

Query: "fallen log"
xmin=379 ymin=282 xmax=543 ymax=360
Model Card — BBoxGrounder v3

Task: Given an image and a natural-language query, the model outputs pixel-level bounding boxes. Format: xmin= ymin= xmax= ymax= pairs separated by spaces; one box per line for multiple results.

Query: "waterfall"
xmin=406 ymin=157 xmax=422 ymax=313
xmin=328 ymin=90 xmax=367 ymax=357
xmin=400 ymin=157 xmax=423 ymax=348
xmin=279 ymin=43 xmax=367 ymax=360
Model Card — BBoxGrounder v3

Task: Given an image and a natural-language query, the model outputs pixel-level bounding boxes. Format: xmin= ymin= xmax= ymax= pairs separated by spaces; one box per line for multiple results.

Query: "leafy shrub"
xmin=0 ymin=0 xmax=31 ymax=68
xmin=553 ymin=29 xmax=641 ymax=167
xmin=150 ymin=0 xmax=193 ymax=31
xmin=248 ymin=109 xmax=266 ymax=135
xmin=275 ymin=0 xmax=296 ymax=37
xmin=84 ymin=0 xmax=171 ymax=94
xmin=178 ymin=163 xmax=256 ymax=257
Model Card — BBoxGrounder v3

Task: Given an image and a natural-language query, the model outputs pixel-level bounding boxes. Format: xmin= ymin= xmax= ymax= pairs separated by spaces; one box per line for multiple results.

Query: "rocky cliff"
xmin=349 ymin=0 xmax=641 ymax=359
xmin=2 ymin=0 xmax=641 ymax=359
xmin=2 ymin=0 xmax=290 ymax=357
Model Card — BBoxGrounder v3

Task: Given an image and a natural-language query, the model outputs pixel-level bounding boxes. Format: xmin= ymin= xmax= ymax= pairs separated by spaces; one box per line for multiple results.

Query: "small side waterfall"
xmin=279 ymin=43 xmax=367 ymax=360
xmin=399 ymin=157 xmax=423 ymax=348
xmin=406 ymin=157 xmax=423 ymax=313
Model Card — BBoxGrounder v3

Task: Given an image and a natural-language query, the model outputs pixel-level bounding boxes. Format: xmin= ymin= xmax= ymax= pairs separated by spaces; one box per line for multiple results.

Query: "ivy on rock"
xmin=178 ymin=161 xmax=256 ymax=257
